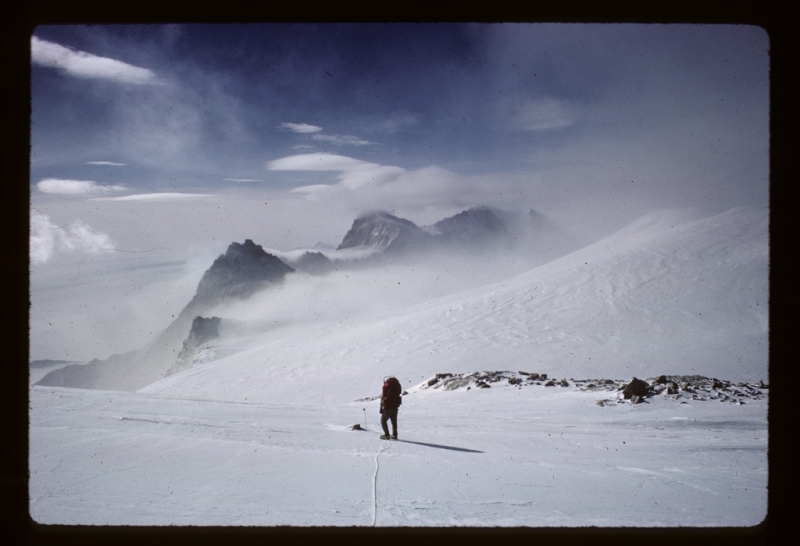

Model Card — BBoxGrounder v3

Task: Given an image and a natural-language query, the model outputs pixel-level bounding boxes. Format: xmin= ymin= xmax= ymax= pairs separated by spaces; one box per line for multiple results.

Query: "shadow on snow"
xmin=391 ymin=439 xmax=483 ymax=453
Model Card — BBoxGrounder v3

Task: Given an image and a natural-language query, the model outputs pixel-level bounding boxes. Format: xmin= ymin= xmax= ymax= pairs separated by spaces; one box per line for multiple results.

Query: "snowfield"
xmin=29 ymin=207 xmax=769 ymax=526
xmin=29 ymin=382 xmax=767 ymax=527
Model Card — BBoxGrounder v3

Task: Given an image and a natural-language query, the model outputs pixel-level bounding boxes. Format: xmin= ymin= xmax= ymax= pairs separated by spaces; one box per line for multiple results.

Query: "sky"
xmin=28 ymin=24 xmax=770 ymax=362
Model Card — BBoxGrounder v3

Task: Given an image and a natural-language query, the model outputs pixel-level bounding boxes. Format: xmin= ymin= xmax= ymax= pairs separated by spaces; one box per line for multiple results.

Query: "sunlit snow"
xmin=29 ymin=207 xmax=768 ymax=526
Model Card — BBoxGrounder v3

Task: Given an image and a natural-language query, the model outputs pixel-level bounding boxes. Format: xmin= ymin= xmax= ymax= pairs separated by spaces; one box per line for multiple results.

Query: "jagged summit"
xmin=191 ymin=239 xmax=295 ymax=307
xmin=337 ymin=211 xmax=429 ymax=253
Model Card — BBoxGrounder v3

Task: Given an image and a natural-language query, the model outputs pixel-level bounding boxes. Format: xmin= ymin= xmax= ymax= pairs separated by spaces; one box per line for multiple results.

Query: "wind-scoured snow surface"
xmin=29 ymin=207 xmax=768 ymax=526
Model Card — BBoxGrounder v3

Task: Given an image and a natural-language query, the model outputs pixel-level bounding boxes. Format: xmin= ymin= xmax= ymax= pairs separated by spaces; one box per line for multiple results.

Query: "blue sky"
xmin=31 ymin=24 xmax=768 ymax=200
xmin=28 ymin=24 xmax=770 ymax=360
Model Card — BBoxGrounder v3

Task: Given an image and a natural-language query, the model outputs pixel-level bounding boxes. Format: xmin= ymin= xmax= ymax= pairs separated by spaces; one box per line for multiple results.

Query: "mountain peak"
xmin=190 ymin=240 xmax=294 ymax=307
xmin=337 ymin=211 xmax=427 ymax=253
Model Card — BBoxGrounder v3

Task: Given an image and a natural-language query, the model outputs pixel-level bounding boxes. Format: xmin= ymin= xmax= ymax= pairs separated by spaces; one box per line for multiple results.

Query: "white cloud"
xmin=36 ymin=179 xmax=128 ymax=195
xmin=86 ymin=161 xmax=125 ymax=166
xmin=268 ymin=153 xmax=367 ymax=172
xmin=311 ymin=134 xmax=373 ymax=146
xmin=90 ymin=192 xmax=215 ymax=202
xmin=267 ymin=153 xmax=405 ymax=189
xmin=30 ymin=210 xmax=115 ymax=265
xmin=223 ymin=178 xmax=263 ymax=183
xmin=31 ymin=36 xmax=159 ymax=85
xmin=277 ymin=122 xmax=323 ymax=134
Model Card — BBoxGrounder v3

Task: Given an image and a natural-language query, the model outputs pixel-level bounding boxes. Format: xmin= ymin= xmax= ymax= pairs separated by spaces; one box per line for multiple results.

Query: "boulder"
xmin=622 ymin=377 xmax=649 ymax=399
xmin=655 ymin=375 xmax=668 ymax=384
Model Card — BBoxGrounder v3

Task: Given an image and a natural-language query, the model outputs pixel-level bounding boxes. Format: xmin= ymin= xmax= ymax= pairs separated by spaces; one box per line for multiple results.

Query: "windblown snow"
xmin=29 ymin=206 xmax=768 ymax=527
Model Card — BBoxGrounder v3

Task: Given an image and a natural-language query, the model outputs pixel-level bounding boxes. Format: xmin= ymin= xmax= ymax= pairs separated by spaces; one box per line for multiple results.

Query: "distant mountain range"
xmin=36 ymin=239 xmax=296 ymax=391
xmin=36 ymin=206 xmax=521 ymax=391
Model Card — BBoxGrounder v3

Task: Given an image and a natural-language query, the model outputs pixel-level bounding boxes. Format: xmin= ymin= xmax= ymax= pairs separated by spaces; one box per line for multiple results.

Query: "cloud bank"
xmin=86 ymin=161 xmax=126 ymax=166
xmin=31 ymin=36 xmax=159 ymax=85
xmin=90 ymin=192 xmax=215 ymax=202
xmin=30 ymin=210 xmax=115 ymax=265
xmin=36 ymin=179 xmax=127 ymax=195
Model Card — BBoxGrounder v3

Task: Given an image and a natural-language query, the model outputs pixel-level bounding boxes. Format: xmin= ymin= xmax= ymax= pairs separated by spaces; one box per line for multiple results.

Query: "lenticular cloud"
xmin=30 ymin=210 xmax=115 ymax=265
xmin=36 ymin=179 xmax=127 ymax=195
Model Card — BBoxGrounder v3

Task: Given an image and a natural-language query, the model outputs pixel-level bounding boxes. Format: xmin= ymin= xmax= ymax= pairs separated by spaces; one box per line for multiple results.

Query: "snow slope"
xmin=141 ymin=207 xmax=768 ymax=405
xmin=29 ymin=206 xmax=769 ymax=526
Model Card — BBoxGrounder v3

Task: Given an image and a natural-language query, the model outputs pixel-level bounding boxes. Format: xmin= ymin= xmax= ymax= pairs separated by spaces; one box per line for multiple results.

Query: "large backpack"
xmin=383 ymin=377 xmax=402 ymax=407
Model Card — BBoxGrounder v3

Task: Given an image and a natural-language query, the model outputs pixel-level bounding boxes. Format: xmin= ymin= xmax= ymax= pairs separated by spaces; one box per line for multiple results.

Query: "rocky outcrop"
xmin=167 ymin=316 xmax=221 ymax=377
xmin=369 ymin=372 xmax=769 ymax=408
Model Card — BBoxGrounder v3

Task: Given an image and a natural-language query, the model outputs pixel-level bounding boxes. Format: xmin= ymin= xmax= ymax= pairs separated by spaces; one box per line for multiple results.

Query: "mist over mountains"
xmin=35 ymin=205 xmax=768 ymax=394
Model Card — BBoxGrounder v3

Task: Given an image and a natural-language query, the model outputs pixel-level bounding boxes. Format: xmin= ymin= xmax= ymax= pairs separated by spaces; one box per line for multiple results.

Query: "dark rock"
xmin=168 ymin=316 xmax=222 ymax=376
xmin=508 ymin=377 xmax=522 ymax=385
xmin=655 ymin=375 xmax=668 ymax=384
xmin=711 ymin=378 xmax=724 ymax=389
xmin=427 ymin=377 xmax=439 ymax=386
xmin=192 ymin=239 xmax=294 ymax=307
xmin=544 ymin=380 xmax=556 ymax=387
xmin=622 ymin=377 xmax=649 ymax=399
xmin=350 ymin=424 xmax=365 ymax=431
xmin=540 ymin=374 xmax=548 ymax=380
xmin=436 ymin=373 xmax=454 ymax=380
xmin=758 ymin=380 xmax=768 ymax=389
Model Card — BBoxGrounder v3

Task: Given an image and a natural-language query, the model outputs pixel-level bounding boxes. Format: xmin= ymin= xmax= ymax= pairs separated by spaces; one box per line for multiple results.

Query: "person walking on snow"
xmin=380 ymin=376 xmax=402 ymax=440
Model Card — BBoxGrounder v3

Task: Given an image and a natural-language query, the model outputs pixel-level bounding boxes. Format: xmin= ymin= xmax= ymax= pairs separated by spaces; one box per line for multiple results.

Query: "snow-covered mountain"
xmin=36 ymin=239 xmax=295 ymax=391
xmin=140 ymin=206 xmax=768 ymax=404
xmin=335 ymin=206 xmax=512 ymax=257
xmin=428 ymin=205 xmax=510 ymax=249
xmin=337 ymin=211 xmax=431 ymax=254
xmin=36 ymin=206 xmax=768 ymax=398
xmin=29 ymin=206 xmax=769 ymax=527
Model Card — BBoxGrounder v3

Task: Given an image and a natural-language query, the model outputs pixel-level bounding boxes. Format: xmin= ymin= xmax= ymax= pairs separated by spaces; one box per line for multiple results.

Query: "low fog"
xmin=30 ymin=204 xmax=580 ymax=364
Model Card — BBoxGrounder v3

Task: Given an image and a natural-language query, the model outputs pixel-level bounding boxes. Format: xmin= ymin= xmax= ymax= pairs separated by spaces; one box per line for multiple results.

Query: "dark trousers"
xmin=381 ymin=406 xmax=398 ymax=436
